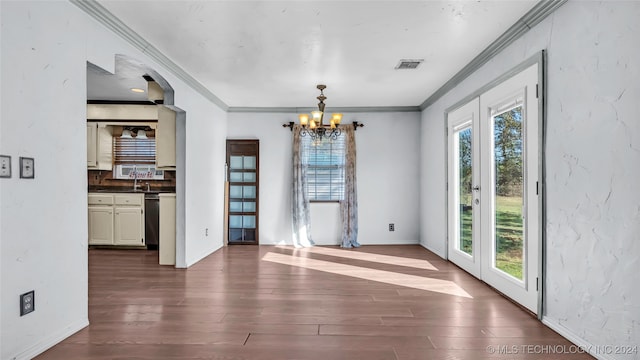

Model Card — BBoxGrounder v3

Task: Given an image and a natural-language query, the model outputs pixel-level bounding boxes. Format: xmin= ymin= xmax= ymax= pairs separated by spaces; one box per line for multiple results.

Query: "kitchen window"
xmin=112 ymin=133 xmax=164 ymax=180
xmin=113 ymin=136 xmax=155 ymax=164
xmin=303 ymin=135 xmax=345 ymax=201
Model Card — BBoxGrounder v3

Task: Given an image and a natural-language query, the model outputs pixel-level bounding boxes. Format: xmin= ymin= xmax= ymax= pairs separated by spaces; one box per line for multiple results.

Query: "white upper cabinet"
xmin=156 ymin=105 xmax=176 ymax=170
xmin=87 ymin=123 xmax=97 ymax=167
xmin=87 ymin=123 xmax=114 ymax=170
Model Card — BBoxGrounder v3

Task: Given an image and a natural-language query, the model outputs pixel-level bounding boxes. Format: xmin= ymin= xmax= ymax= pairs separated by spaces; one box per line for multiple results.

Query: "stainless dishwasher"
xmin=144 ymin=193 xmax=160 ymax=249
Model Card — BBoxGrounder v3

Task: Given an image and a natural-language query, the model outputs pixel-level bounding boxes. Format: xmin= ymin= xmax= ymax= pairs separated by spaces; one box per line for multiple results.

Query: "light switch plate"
xmin=19 ymin=157 xmax=34 ymax=179
xmin=0 ymin=155 xmax=11 ymax=178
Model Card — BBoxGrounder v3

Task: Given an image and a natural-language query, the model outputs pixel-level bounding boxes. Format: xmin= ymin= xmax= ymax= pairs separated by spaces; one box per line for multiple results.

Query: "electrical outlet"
xmin=0 ymin=155 xmax=11 ymax=178
xmin=20 ymin=290 xmax=35 ymax=316
xmin=389 ymin=223 xmax=395 ymax=232
xmin=205 ymin=228 xmax=209 ymax=236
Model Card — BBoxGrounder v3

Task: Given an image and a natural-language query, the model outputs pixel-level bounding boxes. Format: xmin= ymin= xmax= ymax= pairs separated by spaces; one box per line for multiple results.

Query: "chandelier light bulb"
xmin=299 ymin=114 xmax=309 ymax=126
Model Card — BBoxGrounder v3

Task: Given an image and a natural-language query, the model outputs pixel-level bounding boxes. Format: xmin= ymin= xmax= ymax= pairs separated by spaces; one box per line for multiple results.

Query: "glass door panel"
xmin=243 ymin=186 xmax=256 ymax=198
xmin=229 ymin=202 xmax=243 ymax=212
xmin=242 ymin=201 xmax=256 ymax=212
xmin=229 ymin=172 xmax=243 ymax=182
xmin=458 ymin=127 xmax=473 ymax=256
xmin=493 ymin=106 xmax=524 ymax=280
xmin=230 ymin=156 xmax=243 ymax=169
xmin=229 ymin=186 xmax=243 ymax=198
xmin=243 ymin=156 xmax=256 ymax=169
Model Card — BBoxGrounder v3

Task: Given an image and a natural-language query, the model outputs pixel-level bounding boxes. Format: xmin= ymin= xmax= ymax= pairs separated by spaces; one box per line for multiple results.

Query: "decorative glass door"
xmin=226 ymin=140 xmax=259 ymax=244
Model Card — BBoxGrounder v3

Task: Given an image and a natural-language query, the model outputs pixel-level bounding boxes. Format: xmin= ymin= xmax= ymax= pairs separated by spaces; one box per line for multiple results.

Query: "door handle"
xmin=472 ymin=186 xmax=480 ymax=191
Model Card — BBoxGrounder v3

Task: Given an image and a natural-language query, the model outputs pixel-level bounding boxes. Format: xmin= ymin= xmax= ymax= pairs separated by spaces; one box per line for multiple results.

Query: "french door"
xmin=447 ymin=64 xmax=540 ymax=313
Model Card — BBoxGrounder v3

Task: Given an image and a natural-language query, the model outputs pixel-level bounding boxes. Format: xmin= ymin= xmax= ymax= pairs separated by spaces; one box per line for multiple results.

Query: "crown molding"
xmin=419 ymin=0 xmax=567 ymax=110
xmin=227 ymin=106 xmax=421 ymax=113
xmin=70 ymin=0 xmax=229 ymax=111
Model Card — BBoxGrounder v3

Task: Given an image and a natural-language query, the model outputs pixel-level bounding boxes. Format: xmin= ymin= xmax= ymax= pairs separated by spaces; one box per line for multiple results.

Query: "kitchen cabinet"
xmin=156 ymin=105 xmax=176 ymax=169
xmin=87 ymin=123 xmax=97 ymax=167
xmin=88 ymin=206 xmax=114 ymax=245
xmin=87 ymin=104 xmax=157 ymax=120
xmin=159 ymin=193 xmax=176 ymax=265
xmin=87 ymin=123 xmax=114 ymax=170
xmin=88 ymin=194 xmax=114 ymax=245
xmin=114 ymin=193 xmax=145 ymax=246
xmin=88 ymin=193 xmax=145 ymax=247
xmin=115 ymin=207 xmax=144 ymax=246
xmin=95 ymin=125 xmax=114 ymax=170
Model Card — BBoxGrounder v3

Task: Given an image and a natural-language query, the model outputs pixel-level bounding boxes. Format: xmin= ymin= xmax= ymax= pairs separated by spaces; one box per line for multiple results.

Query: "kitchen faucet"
xmin=133 ymin=165 xmax=141 ymax=191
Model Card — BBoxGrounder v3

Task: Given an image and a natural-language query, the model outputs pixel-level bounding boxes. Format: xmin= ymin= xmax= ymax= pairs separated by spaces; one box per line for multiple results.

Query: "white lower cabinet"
xmin=89 ymin=193 xmax=145 ymax=247
xmin=88 ymin=206 xmax=114 ymax=245
xmin=115 ymin=207 xmax=144 ymax=246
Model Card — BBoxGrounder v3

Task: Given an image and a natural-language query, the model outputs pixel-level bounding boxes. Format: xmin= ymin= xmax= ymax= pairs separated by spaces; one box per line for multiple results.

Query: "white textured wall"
xmin=1 ymin=4 xmax=91 ymax=359
xmin=420 ymin=1 xmax=640 ymax=357
xmin=227 ymin=111 xmax=421 ymax=246
xmin=179 ymin=97 xmax=227 ymax=267
xmin=0 ymin=1 xmax=227 ymax=358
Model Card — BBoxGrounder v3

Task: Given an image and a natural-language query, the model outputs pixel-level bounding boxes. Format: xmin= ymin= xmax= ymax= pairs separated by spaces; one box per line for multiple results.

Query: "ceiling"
xmin=87 ymin=1 xmax=539 ymax=109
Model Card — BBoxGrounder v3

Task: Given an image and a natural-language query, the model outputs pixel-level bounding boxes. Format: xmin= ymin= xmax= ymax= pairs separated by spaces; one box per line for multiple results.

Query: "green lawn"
xmin=459 ymin=195 xmax=523 ymax=279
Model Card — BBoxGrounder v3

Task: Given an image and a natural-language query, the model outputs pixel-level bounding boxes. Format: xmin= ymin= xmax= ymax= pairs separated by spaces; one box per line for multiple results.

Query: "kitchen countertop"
xmin=88 ymin=187 xmax=176 ymax=194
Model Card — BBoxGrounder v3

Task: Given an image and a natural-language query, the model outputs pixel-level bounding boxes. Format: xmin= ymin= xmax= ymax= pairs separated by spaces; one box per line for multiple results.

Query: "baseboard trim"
xmin=260 ymin=240 xmax=420 ymax=246
xmin=419 ymin=242 xmax=446 ymax=259
xmin=184 ymin=244 xmax=223 ymax=268
xmin=542 ymin=317 xmax=614 ymax=360
xmin=9 ymin=318 xmax=89 ymax=360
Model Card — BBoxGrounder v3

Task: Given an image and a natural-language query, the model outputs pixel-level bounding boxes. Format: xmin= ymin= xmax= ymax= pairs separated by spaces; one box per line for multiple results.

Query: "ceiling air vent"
xmin=395 ymin=59 xmax=424 ymax=70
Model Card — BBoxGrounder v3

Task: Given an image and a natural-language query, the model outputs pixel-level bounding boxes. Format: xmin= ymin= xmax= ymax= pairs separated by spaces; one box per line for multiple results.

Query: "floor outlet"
xmin=20 ymin=290 xmax=35 ymax=316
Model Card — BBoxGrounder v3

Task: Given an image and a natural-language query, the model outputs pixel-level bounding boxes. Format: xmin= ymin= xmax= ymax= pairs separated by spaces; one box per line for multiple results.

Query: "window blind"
xmin=303 ymin=136 xmax=345 ymax=201
xmin=113 ymin=137 xmax=156 ymax=164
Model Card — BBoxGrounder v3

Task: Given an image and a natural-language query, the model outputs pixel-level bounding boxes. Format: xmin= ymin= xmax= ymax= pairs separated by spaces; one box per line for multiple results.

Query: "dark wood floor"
xmin=37 ymin=245 xmax=591 ymax=359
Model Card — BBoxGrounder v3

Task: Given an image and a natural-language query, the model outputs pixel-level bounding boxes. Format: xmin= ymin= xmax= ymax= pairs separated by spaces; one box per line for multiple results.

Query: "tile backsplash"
xmin=88 ymin=169 xmax=175 ymax=190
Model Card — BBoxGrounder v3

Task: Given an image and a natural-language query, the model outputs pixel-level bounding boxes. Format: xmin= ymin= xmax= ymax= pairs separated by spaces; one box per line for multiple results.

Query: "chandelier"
xmin=283 ymin=84 xmax=363 ymax=140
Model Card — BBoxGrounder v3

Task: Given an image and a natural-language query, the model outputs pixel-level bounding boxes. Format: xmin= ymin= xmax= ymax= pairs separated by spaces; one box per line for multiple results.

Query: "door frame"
xmin=443 ymin=51 xmax=546 ymax=318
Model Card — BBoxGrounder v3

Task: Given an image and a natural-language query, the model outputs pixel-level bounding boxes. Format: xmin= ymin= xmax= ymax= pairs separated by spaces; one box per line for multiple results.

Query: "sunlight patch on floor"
xmin=278 ymin=245 xmax=439 ymax=271
xmin=262 ymin=252 xmax=472 ymax=298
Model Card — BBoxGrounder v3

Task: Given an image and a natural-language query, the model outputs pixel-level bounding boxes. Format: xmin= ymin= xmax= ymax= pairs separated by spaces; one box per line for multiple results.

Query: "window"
xmin=112 ymin=134 xmax=164 ymax=180
xmin=113 ymin=136 xmax=156 ymax=165
xmin=303 ymin=136 xmax=345 ymax=201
